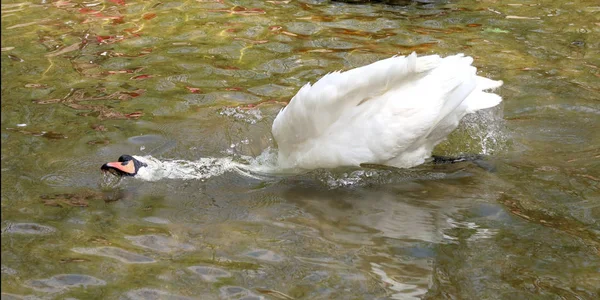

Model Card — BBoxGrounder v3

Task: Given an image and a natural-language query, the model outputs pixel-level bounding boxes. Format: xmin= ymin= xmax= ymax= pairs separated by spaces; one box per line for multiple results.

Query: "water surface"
xmin=2 ymin=0 xmax=599 ymax=299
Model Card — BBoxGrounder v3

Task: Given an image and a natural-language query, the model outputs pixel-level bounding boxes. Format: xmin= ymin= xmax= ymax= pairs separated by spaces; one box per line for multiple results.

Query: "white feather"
xmin=272 ymin=53 xmax=503 ymax=171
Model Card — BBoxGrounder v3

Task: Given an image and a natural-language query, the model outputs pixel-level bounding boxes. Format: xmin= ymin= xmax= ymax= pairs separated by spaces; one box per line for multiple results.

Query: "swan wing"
xmin=272 ymin=53 xmax=439 ymax=154
xmin=272 ymin=53 xmax=502 ymax=170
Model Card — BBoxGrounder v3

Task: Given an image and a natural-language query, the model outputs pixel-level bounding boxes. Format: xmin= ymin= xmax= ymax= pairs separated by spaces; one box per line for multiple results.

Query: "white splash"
xmin=219 ymin=107 xmax=263 ymax=124
xmin=133 ymin=156 xmax=243 ymax=181
xmin=131 ymin=153 xmax=280 ymax=182
xmin=461 ymin=107 xmax=507 ymax=155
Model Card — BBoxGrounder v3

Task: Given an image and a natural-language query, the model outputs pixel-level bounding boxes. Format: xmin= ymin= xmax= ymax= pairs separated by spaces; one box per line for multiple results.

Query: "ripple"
xmin=244 ymin=249 xmax=283 ymax=262
xmin=0 ymin=293 xmax=43 ymax=300
xmin=183 ymin=92 xmax=261 ymax=105
xmin=1 ymin=265 xmax=17 ymax=275
xmin=467 ymin=228 xmax=499 ymax=241
xmin=125 ymin=235 xmax=195 ymax=253
xmin=167 ymin=47 xmax=200 ymax=54
xmin=339 ymin=273 xmax=367 ymax=281
xmin=72 ymin=247 xmax=155 ymax=264
xmin=286 ymin=21 xmax=321 ymax=35
xmin=39 ymin=174 xmax=72 ymax=187
xmin=142 ymin=217 xmax=171 ymax=224
xmin=127 ymin=134 xmax=166 ymax=145
xmin=247 ymin=84 xmax=295 ymax=98
xmin=294 ymin=256 xmax=344 ymax=269
xmin=370 ymin=263 xmax=427 ymax=300
xmin=187 ymin=266 xmax=231 ymax=282
xmin=24 ymin=274 xmax=105 ymax=293
xmin=302 ymin=270 xmax=329 ymax=283
xmin=307 ymin=38 xmax=358 ymax=50
xmin=121 ymin=288 xmax=197 ymax=300
xmin=1 ymin=222 xmax=56 ymax=235
xmin=219 ymin=286 xmax=263 ymax=300
xmin=260 ymin=42 xmax=292 ymax=53
xmin=258 ymin=56 xmax=321 ymax=74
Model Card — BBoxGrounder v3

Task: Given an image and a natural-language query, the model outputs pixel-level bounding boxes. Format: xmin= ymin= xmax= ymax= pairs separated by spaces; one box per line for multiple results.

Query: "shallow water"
xmin=1 ymin=0 xmax=599 ymax=299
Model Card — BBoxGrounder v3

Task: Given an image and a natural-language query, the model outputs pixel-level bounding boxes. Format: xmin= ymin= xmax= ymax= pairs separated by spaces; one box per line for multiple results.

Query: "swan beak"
xmin=101 ymin=160 xmax=135 ymax=176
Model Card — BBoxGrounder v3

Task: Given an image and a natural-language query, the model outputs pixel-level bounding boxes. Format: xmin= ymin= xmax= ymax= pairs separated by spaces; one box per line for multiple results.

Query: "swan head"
xmin=101 ymin=154 xmax=146 ymax=177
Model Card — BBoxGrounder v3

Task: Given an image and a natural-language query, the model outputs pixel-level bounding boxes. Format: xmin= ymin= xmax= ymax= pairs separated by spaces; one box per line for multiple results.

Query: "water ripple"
xmin=1 ymin=222 xmax=56 ymax=235
xmin=121 ymin=288 xmax=198 ymax=300
xmin=244 ymin=249 xmax=284 ymax=262
xmin=187 ymin=266 xmax=232 ymax=282
xmin=24 ymin=274 xmax=105 ymax=293
xmin=71 ymin=247 xmax=155 ymax=264
xmin=219 ymin=286 xmax=263 ymax=300
xmin=125 ymin=235 xmax=195 ymax=253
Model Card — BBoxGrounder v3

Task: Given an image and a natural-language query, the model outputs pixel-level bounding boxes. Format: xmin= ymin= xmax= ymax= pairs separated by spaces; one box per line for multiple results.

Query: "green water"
xmin=1 ymin=0 xmax=599 ymax=299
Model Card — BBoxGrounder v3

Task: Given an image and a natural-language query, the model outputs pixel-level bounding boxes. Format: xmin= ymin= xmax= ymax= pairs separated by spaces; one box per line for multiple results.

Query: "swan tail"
xmin=463 ymin=76 xmax=503 ymax=113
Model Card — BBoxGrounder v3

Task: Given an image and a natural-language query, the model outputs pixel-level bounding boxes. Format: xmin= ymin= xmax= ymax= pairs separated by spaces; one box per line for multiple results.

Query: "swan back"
xmin=272 ymin=53 xmax=502 ymax=170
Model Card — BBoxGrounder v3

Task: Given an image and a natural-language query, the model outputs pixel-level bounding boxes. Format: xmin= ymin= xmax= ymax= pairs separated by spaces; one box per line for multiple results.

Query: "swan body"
xmin=272 ymin=53 xmax=503 ymax=171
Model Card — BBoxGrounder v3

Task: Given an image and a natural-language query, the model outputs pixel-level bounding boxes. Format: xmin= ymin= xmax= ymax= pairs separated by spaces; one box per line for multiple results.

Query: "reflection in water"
xmin=278 ymin=183 xmax=474 ymax=299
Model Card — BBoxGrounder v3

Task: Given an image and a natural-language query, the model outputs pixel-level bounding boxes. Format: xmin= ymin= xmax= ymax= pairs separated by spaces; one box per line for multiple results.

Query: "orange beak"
xmin=103 ymin=160 xmax=135 ymax=175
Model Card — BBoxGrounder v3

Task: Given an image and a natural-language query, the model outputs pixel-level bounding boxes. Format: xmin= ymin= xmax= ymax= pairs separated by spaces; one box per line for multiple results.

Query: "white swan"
xmin=101 ymin=53 xmax=502 ymax=178
xmin=272 ymin=52 xmax=502 ymax=170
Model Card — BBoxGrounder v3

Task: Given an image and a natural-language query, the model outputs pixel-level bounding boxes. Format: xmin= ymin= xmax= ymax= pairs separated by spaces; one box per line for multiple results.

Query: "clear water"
xmin=1 ymin=0 xmax=599 ymax=299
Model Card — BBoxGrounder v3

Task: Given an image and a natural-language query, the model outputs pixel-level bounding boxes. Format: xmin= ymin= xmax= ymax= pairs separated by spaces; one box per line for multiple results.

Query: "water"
xmin=2 ymin=0 xmax=599 ymax=299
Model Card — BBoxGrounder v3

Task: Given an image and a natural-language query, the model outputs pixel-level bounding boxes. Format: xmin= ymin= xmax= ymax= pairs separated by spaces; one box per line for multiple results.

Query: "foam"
xmin=133 ymin=155 xmax=255 ymax=181
xmin=132 ymin=149 xmax=281 ymax=182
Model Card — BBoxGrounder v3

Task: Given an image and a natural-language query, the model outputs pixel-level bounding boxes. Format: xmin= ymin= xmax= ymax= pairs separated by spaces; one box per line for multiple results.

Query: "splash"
xmin=462 ymin=107 xmax=508 ymax=155
xmin=124 ymin=146 xmax=482 ymax=187
xmin=219 ymin=106 xmax=263 ymax=124
xmin=132 ymin=155 xmax=258 ymax=181
xmin=435 ymin=106 xmax=509 ymax=157
xmin=314 ymin=168 xmax=450 ymax=189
